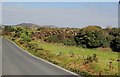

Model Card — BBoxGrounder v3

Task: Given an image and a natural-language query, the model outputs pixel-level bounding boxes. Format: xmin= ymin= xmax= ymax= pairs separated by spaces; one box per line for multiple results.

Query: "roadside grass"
xmin=26 ymin=39 xmax=119 ymax=75
xmin=34 ymin=40 xmax=118 ymax=60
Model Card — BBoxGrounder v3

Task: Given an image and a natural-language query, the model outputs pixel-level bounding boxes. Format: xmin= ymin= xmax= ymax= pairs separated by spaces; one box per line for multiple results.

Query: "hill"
xmin=16 ymin=23 xmax=40 ymax=28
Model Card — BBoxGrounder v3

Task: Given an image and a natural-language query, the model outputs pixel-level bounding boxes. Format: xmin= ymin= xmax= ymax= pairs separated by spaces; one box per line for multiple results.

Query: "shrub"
xmin=109 ymin=28 xmax=120 ymax=37
xmin=74 ymin=26 xmax=106 ymax=48
xmin=83 ymin=54 xmax=98 ymax=64
xmin=104 ymin=28 xmax=120 ymax=49
xmin=44 ymin=35 xmax=62 ymax=43
xmin=4 ymin=26 xmax=15 ymax=32
xmin=102 ymin=35 xmax=114 ymax=48
xmin=27 ymin=42 xmax=43 ymax=52
xmin=20 ymin=32 xmax=31 ymax=42
xmin=3 ymin=26 xmax=15 ymax=35
xmin=110 ymin=35 xmax=120 ymax=52
xmin=63 ymin=38 xmax=76 ymax=46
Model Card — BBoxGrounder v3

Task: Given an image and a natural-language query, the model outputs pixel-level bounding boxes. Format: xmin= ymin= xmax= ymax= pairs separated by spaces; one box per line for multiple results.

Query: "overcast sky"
xmin=2 ymin=2 xmax=118 ymax=28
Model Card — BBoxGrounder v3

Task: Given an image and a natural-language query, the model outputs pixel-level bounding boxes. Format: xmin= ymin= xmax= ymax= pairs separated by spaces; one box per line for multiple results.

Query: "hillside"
xmin=16 ymin=23 xmax=40 ymax=28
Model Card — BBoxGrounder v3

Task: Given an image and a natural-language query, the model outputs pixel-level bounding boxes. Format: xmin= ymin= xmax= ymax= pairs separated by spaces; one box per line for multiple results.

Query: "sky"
xmin=2 ymin=2 xmax=118 ymax=28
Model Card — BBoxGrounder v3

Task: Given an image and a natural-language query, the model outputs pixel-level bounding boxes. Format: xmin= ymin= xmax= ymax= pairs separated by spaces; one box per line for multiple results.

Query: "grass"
xmin=29 ymin=39 xmax=119 ymax=75
xmin=35 ymin=40 xmax=118 ymax=60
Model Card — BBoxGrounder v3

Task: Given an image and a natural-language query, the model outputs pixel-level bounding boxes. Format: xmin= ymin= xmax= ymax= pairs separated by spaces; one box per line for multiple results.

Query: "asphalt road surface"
xmin=2 ymin=38 xmax=77 ymax=76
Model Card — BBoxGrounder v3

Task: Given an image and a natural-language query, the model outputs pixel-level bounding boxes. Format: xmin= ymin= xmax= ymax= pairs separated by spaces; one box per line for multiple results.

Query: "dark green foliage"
xmin=20 ymin=32 xmax=31 ymax=42
xmin=102 ymin=35 xmax=114 ymax=48
xmin=45 ymin=34 xmax=76 ymax=46
xmin=110 ymin=35 xmax=120 ymax=52
xmin=4 ymin=26 xmax=14 ymax=32
xmin=3 ymin=26 xmax=15 ymax=35
xmin=108 ymin=28 xmax=120 ymax=52
xmin=103 ymin=28 xmax=120 ymax=49
xmin=109 ymin=28 xmax=120 ymax=37
xmin=13 ymin=27 xmax=32 ymax=42
xmin=74 ymin=26 xmax=106 ymax=48
xmin=27 ymin=42 xmax=43 ymax=52
xmin=63 ymin=38 xmax=76 ymax=46
xmin=44 ymin=35 xmax=61 ymax=43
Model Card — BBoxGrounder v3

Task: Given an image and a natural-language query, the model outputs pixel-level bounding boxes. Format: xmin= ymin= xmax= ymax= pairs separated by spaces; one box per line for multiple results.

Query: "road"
xmin=2 ymin=38 xmax=77 ymax=76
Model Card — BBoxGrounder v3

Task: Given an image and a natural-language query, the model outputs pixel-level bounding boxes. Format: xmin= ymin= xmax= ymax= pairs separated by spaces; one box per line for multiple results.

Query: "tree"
xmin=106 ymin=28 xmax=120 ymax=52
xmin=74 ymin=26 xmax=106 ymax=48
xmin=110 ymin=35 xmax=120 ymax=52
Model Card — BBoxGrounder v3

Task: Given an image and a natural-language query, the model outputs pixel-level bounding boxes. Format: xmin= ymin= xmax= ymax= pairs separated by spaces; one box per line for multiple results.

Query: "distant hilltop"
xmin=16 ymin=23 xmax=40 ymax=28
xmin=10 ymin=23 xmax=58 ymax=28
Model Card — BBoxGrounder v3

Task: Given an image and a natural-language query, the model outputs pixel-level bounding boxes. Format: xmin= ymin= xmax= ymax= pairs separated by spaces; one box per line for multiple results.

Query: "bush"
xmin=104 ymin=27 xmax=120 ymax=49
xmin=4 ymin=26 xmax=15 ymax=32
xmin=110 ymin=35 xmax=120 ymax=52
xmin=102 ymin=35 xmax=114 ymax=48
xmin=27 ymin=42 xmax=43 ymax=52
xmin=74 ymin=26 xmax=106 ymax=48
xmin=63 ymin=38 xmax=76 ymax=46
xmin=20 ymin=32 xmax=31 ymax=42
xmin=109 ymin=28 xmax=120 ymax=37
xmin=3 ymin=26 xmax=15 ymax=35
xmin=107 ymin=28 xmax=120 ymax=52
xmin=44 ymin=35 xmax=62 ymax=43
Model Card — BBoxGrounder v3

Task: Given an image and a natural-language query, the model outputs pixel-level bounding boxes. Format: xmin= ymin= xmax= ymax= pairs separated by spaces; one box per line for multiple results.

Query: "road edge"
xmin=6 ymin=38 xmax=78 ymax=76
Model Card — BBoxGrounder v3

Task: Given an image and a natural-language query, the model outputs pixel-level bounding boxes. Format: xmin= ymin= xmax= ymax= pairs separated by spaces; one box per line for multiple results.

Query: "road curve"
xmin=2 ymin=38 xmax=77 ymax=75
